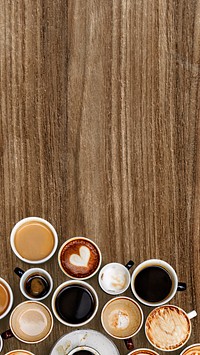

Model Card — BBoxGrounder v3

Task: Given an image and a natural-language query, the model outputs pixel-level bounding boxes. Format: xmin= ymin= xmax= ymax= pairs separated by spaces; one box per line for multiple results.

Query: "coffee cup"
xmin=145 ymin=305 xmax=197 ymax=352
xmin=0 ymin=278 xmax=13 ymax=320
xmin=131 ymin=259 xmax=186 ymax=306
xmin=5 ymin=351 xmax=35 ymax=355
xmin=1 ymin=301 xmax=53 ymax=344
xmin=98 ymin=260 xmax=134 ymax=295
xmin=127 ymin=349 xmax=159 ymax=355
xmin=180 ymin=343 xmax=200 ymax=355
xmin=101 ymin=296 xmax=143 ymax=350
xmin=68 ymin=346 xmax=99 ymax=354
xmin=52 ymin=280 xmax=99 ymax=327
xmin=14 ymin=267 xmax=53 ymax=300
xmin=58 ymin=236 xmax=102 ymax=280
xmin=10 ymin=217 xmax=58 ymax=264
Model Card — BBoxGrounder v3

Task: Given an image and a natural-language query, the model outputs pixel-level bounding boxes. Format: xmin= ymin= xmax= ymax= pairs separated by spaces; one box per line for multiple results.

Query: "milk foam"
xmin=109 ymin=309 xmax=129 ymax=330
xmin=101 ymin=265 xmax=127 ymax=292
xmin=19 ymin=309 xmax=48 ymax=336
xmin=69 ymin=246 xmax=90 ymax=267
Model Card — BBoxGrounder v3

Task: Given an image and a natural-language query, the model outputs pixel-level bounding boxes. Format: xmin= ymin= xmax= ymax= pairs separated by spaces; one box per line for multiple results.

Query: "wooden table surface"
xmin=0 ymin=1 xmax=200 ymax=354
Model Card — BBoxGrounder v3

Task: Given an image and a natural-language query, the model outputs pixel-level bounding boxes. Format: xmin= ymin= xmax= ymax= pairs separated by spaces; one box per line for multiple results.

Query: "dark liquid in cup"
xmin=135 ymin=266 xmax=172 ymax=302
xmin=55 ymin=285 xmax=95 ymax=324
xmin=73 ymin=352 xmax=94 ymax=355
xmin=25 ymin=274 xmax=50 ymax=298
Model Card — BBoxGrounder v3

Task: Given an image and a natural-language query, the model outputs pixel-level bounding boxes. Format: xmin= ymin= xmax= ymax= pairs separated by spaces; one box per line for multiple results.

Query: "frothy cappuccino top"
xmin=128 ymin=350 xmax=158 ymax=355
xmin=145 ymin=306 xmax=190 ymax=350
xmin=100 ymin=264 xmax=128 ymax=292
xmin=6 ymin=352 xmax=34 ymax=355
xmin=60 ymin=238 xmax=100 ymax=278
xmin=182 ymin=346 xmax=200 ymax=355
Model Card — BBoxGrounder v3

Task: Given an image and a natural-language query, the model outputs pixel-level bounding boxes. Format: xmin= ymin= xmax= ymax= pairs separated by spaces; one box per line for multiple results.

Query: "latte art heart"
xmin=70 ymin=246 xmax=90 ymax=267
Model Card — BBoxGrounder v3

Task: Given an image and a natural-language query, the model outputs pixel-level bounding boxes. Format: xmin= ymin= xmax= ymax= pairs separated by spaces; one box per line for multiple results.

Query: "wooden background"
xmin=0 ymin=0 xmax=200 ymax=354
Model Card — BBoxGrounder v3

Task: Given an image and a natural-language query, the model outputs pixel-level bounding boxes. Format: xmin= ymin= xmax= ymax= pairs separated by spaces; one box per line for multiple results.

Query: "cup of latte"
xmin=52 ymin=280 xmax=99 ymax=327
xmin=145 ymin=305 xmax=197 ymax=351
xmin=5 ymin=351 xmax=35 ymax=355
xmin=58 ymin=236 xmax=102 ymax=280
xmin=1 ymin=301 xmax=53 ymax=345
xmin=131 ymin=259 xmax=186 ymax=306
xmin=180 ymin=344 xmax=200 ymax=355
xmin=127 ymin=349 xmax=159 ymax=355
xmin=10 ymin=217 xmax=58 ymax=264
xmin=101 ymin=296 xmax=143 ymax=350
xmin=0 ymin=278 xmax=13 ymax=320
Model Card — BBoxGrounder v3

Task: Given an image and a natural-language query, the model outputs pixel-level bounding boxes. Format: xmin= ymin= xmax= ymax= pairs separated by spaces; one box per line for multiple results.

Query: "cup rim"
xmin=68 ymin=345 xmax=99 ymax=355
xmin=127 ymin=348 xmax=160 ymax=355
xmin=98 ymin=262 xmax=131 ymax=295
xmin=10 ymin=217 xmax=58 ymax=264
xmin=51 ymin=280 xmax=99 ymax=327
xmin=0 ymin=335 xmax=3 ymax=352
xmin=131 ymin=259 xmax=178 ymax=306
xmin=179 ymin=343 xmax=200 ymax=355
xmin=9 ymin=300 xmax=53 ymax=344
xmin=5 ymin=351 xmax=35 ymax=355
xmin=145 ymin=304 xmax=192 ymax=352
xmin=19 ymin=267 xmax=53 ymax=301
xmin=0 ymin=278 xmax=14 ymax=320
xmin=101 ymin=296 xmax=144 ymax=340
xmin=58 ymin=236 xmax=102 ymax=280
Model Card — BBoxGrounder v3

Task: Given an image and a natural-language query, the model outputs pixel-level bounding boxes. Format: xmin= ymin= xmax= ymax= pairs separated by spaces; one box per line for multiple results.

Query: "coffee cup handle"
xmin=177 ymin=282 xmax=186 ymax=291
xmin=125 ymin=260 xmax=134 ymax=270
xmin=1 ymin=329 xmax=14 ymax=340
xmin=124 ymin=338 xmax=134 ymax=350
xmin=187 ymin=310 xmax=197 ymax=319
xmin=14 ymin=267 xmax=24 ymax=278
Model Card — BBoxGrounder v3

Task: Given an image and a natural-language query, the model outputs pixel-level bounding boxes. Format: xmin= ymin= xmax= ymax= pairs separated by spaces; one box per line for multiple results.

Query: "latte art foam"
xmin=100 ymin=265 xmax=128 ymax=292
xmin=146 ymin=306 xmax=190 ymax=350
xmin=182 ymin=345 xmax=200 ymax=355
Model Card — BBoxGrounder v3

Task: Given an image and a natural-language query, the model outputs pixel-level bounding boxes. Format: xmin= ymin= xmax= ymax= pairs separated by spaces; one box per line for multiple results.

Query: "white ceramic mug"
xmin=127 ymin=349 xmax=160 ymax=355
xmin=131 ymin=259 xmax=186 ymax=306
xmin=10 ymin=217 xmax=58 ymax=264
xmin=180 ymin=343 xmax=200 ymax=355
xmin=0 ymin=278 xmax=13 ymax=320
xmin=68 ymin=346 xmax=99 ymax=354
xmin=14 ymin=267 xmax=53 ymax=300
xmin=52 ymin=280 xmax=99 ymax=327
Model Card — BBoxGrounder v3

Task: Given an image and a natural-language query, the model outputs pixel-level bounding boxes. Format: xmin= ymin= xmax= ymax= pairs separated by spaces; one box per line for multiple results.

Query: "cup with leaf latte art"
xmin=180 ymin=344 xmax=200 ymax=355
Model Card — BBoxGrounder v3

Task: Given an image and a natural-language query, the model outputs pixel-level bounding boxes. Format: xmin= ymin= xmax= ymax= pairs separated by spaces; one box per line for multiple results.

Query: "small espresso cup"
xmin=1 ymin=301 xmax=53 ymax=345
xmin=0 ymin=278 xmax=13 ymax=320
xmin=99 ymin=260 xmax=134 ymax=295
xmin=14 ymin=267 xmax=53 ymax=300
xmin=58 ymin=236 xmax=102 ymax=280
xmin=5 ymin=351 xmax=35 ymax=355
xmin=180 ymin=344 xmax=200 ymax=355
xmin=68 ymin=346 xmax=99 ymax=354
xmin=10 ymin=217 xmax=58 ymax=264
xmin=52 ymin=280 xmax=99 ymax=327
xmin=131 ymin=259 xmax=186 ymax=306
xmin=101 ymin=296 xmax=143 ymax=351
xmin=145 ymin=304 xmax=197 ymax=352
xmin=127 ymin=349 xmax=159 ymax=355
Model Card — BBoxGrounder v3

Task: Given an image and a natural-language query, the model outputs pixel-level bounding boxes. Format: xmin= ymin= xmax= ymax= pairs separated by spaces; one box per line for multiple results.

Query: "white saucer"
xmin=50 ymin=329 xmax=120 ymax=355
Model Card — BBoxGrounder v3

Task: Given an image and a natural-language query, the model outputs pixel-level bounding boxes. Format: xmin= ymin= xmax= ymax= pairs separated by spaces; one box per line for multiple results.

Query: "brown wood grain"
xmin=0 ymin=0 xmax=200 ymax=354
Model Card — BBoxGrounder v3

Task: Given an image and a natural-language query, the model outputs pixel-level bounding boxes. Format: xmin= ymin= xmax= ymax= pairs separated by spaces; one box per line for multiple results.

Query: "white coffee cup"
xmin=0 ymin=336 xmax=2 ymax=352
xmin=68 ymin=346 xmax=99 ymax=354
xmin=0 ymin=278 xmax=13 ymax=320
xmin=5 ymin=351 xmax=35 ymax=355
xmin=10 ymin=217 xmax=58 ymax=264
xmin=131 ymin=259 xmax=186 ymax=306
xmin=52 ymin=280 xmax=99 ymax=327
xmin=98 ymin=261 xmax=133 ymax=295
xmin=180 ymin=343 xmax=200 ymax=355
xmin=14 ymin=267 xmax=53 ymax=300
xmin=127 ymin=349 xmax=160 ymax=355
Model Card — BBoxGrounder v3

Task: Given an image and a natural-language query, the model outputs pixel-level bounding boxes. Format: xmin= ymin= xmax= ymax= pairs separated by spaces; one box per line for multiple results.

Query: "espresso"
xmin=60 ymin=238 xmax=100 ymax=278
xmin=134 ymin=266 xmax=172 ymax=302
xmin=55 ymin=285 xmax=95 ymax=324
xmin=0 ymin=281 xmax=10 ymax=315
xmin=11 ymin=302 xmax=53 ymax=342
xmin=102 ymin=298 xmax=142 ymax=338
xmin=182 ymin=346 xmax=200 ymax=355
xmin=14 ymin=221 xmax=55 ymax=261
xmin=72 ymin=352 xmax=93 ymax=355
xmin=145 ymin=305 xmax=190 ymax=351
xmin=25 ymin=273 xmax=50 ymax=298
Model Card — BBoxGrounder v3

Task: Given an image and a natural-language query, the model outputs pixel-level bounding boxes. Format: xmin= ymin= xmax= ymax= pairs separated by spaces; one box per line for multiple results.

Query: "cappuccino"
xmin=145 ymin=305 xmax=191 ymax=351
xmin=127 ymin=349 xmax=159 ymax=355
xmin=181 ymin=344 xmax=200 ymax=355
xmin=101 ymin=297 xmax=143 ymax=339
xmin=99 ymin=263 xmax=130 ymax=294
xmin=59 ymin=237 xmax=101 ymax=279
xmin=0 ymin=281 xmax=10 ymax=315
xmin=5 ymin=352 xmax=35 ymax=355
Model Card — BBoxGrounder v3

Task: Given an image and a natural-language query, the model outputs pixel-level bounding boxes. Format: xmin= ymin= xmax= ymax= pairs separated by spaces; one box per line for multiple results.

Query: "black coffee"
xmin=25 ymin=273 xmax=50 ymax=298
xmin=73 ymin=352 xmax=93 ymax=355
xmin=55 ymin=285 xmax=95 ymax=324
xmin=134 ymin=266 xmax=172 ymax=302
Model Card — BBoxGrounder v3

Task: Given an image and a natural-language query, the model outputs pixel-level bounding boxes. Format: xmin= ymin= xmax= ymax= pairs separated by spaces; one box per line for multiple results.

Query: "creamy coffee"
xmin=6 ymin=352 xmax=35 ymax=355
xmin=181 ymin=345 xmax=200 ymax=355
xmin=0 ymin=281 xmax=10 ymax=315
xmin=14 ymin=221 xmax=55 ymax=261
xmin=10 ymin=302 xmax=53 ymax=342
xmin=100 ymin=263 xmax=129 ymax=293
xmin=102 ymin=297 xmax=142 ymax=338
xmin=145 ymin=305 xmax=190 ymax=350
xmin=128 ymin=350 xmax=159 ymax=355
xmin=59 ymin=238 xmax=101 ymax=278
